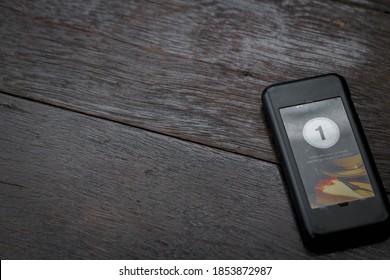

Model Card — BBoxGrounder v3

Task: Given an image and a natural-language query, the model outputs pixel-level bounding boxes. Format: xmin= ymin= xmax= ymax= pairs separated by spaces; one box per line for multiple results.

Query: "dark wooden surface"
xmin=0 ymin=0 xmax=389 ymax=259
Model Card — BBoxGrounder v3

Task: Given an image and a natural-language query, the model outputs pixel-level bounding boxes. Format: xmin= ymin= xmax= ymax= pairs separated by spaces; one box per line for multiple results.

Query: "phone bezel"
xmin=262 ymin=74 xmax=389 ymax=239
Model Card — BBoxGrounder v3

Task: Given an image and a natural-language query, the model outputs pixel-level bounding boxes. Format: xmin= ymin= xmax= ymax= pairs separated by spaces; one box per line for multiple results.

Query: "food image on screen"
xmin=280 ymin=97 xmax=374 ymax=209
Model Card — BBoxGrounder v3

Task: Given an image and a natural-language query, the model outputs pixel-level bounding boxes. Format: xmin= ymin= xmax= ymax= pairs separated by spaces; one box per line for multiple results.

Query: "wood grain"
xmin=1 ymin=93 xmax=389 ymax=259
xmin=342 ymin=0 xmax=389 ymax=13
xmin=0 ymin=1 xmax=389 ymax=187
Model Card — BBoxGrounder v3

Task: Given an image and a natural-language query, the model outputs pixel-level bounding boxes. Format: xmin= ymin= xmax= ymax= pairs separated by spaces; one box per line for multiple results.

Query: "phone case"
xmin=262 ymin=74 xmax=390 ymax=251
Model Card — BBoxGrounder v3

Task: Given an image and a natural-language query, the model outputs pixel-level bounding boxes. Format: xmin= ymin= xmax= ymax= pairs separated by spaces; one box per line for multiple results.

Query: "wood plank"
xmin=1 ymin=93 xmax=389 ymax=259
xmin=0 ymin=0 xmax=389 ymax=185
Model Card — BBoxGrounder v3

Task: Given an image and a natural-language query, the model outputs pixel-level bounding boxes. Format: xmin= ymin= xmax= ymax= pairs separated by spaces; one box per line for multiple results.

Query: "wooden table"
xmin=1 ymin=0 xmax=389 ymax=259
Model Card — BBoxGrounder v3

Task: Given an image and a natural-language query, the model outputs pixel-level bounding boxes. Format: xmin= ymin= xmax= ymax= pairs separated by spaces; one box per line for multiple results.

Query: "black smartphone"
xmin=262 ymin=74 xmax=390 ymax=251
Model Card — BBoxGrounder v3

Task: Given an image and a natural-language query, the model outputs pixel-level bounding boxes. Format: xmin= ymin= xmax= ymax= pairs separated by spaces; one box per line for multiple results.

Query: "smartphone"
xmin=262 ymin=74 xmax=390 ymax=251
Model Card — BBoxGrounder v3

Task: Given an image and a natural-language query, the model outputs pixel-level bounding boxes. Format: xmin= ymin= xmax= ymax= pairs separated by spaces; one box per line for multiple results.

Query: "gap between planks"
xmin=0 ymin=89 xmax=278 ymax=166
xmin=1 ymin=89 xmax=389 ymax=197
xmin=332 ymin=0 xmax=390 ymax=14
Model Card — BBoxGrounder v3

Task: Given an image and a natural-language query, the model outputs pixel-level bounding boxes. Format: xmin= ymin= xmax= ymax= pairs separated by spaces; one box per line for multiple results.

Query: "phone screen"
xmin=280 ymin=97 xmax=375 ymax=208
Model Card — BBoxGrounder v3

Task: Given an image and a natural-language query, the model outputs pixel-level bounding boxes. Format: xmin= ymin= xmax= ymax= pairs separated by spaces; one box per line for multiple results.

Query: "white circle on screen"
xmin=303 ymin=117 xmax=340 ymax=149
